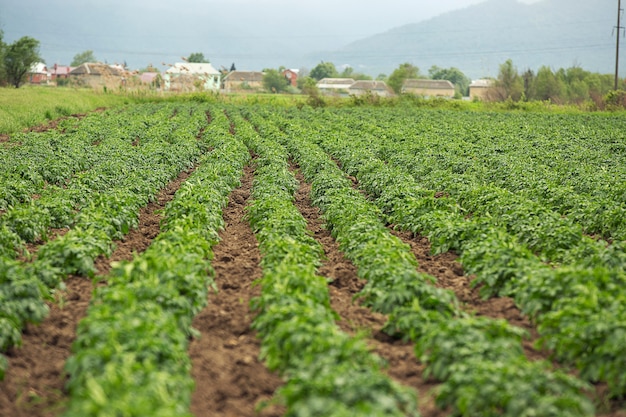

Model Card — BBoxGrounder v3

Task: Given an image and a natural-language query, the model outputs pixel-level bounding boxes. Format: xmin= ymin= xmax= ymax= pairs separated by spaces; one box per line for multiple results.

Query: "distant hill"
xmin=311 ymin=0 xmax=621 ymax=79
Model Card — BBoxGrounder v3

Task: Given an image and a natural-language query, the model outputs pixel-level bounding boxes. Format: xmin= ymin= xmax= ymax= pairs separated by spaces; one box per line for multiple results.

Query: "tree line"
xmin=488 ymin=59 xmax=626 ymax=107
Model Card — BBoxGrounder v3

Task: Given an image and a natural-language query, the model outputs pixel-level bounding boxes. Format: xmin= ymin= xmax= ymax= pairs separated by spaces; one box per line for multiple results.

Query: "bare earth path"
xmin=189 ymin=164 xmax=284 ymax=417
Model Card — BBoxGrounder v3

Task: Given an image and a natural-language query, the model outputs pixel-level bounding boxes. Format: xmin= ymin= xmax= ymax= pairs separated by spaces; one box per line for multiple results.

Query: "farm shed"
xmin=402 ymin=79 xmax=455 ymax=97
xmin=164 ymin=62 xmax=221 ymax=92
xmin=347 ymin=80 xmax=394 ymax=97
xmin=222 ymin=71 xmax=265 ymax=93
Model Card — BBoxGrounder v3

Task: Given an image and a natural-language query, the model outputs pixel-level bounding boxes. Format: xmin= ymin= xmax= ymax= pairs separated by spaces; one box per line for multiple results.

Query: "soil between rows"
xmin=1 ymin=150 xmax=624 ymax=416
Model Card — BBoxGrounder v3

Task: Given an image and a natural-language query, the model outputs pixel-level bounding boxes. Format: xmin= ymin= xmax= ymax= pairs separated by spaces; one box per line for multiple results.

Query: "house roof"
xmin=403 ymin=79 xmax=455 ymax=90
xmin=139 ymin=72 xmax=160 ymax=83
xmin=317 ymin=78 xmax=355 ymax=87
xmin=223 ymin=71 xmax=264 ymax=82
xmin=69 ymin=63 xmax=122 ymax=76
xmin=349 ymin=80 xmax=391 ymax=91
xmin=165 ymin=62 xmax=219 ymax=75
xmin=470 ymin=79 xmax=494 ymax=88
xmin=50 ymin=65 xmax=74 ymax=75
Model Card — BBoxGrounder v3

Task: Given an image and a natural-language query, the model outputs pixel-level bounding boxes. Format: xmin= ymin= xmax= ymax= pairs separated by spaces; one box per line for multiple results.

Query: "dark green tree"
xmin=187 ymin=53 xmax=209 ymax=63
xmin=4 ymin=36 xmax=42 ymax=88
xmin=387 ymin=62 xmax=420 ymax=94
xmin=71 ymin=50 xmax=97 ymax=66
xmin=310 ymin=61 xmax=338 ymax=81
xmin=262 ymin=68 xmax=289 ymax=93
xmin=428 ymin=65 xmax=470 ymax=96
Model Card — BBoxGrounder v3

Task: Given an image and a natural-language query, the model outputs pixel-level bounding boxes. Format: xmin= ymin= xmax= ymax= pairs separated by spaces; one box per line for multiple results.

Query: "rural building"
xmin=402 ymin=79 xmax=455 ymax=97
xmin=316 ymin=78 xmax=355 ymax=96
xmin=28 ymin=62 xmax=49 ymax=84
xmin=164 ymin=62 xmax=221 ymax=92
xmin=137 ymin=72 xmax=162 ymax=89
xmin=347 ymin=80 xmax=394 ymax=97
xmin=222 ymin=71 xmax=265 ymax=93
xmin=68 ymin=63 xmax=124 ymax=89
xmin=469 ymin=79 xmax=494 ymax=101
xmin=282 ymin=69 xmax=299 ymax=87
xmin=50 ymin=64 xmax=74 ymax=82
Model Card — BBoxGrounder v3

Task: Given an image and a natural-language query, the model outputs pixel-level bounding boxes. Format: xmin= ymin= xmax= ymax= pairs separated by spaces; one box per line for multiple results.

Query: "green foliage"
xmin=186 ymin=52 xmax=209 ymax=63
xmin=310 ymin=61 xmax=339 ymax=81
xmin=70 ymin=50 xmax=97 ymax=66
xmin=3 ymin=36 xmax=42 ymax=88
xmin=262 ymin=68 xmax=290 ymax=93
xmin=387 ymin=63 xmax=420 ymax=94
xmin=428 ymin=65 xmax=470 ymax=96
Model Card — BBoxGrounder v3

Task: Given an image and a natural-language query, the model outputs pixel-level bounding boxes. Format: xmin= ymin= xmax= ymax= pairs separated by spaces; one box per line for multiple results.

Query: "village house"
xmin=316 ymin=78 xmax=355 ymax=96
xmin=282 ymin=68 xmax=299 ymax=87
xmin=163 ymin=62 xmax=221 ymax=92
xmin=50 ymin=64 xmax=74 ymax=83
xmin=401 ymin=79 xmax=455 ymax=97
xmin=469 ymin=79 xmax=494 ymax=101
xmin=222 ymin=70 xmax=264 ymax=93
xmin=347 ymin=80 xmax=394 ymax=97
xmin=68 ymin=62 xmax=124 ymax=89
xmin=28 ymin=62 xmax=49 ymax=84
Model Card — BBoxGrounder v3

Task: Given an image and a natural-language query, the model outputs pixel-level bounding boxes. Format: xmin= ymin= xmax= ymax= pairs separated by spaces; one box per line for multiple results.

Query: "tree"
xmin=71 ymin=50 xmax=97 ymax=66
xmin=187 ymin=53 xmax=209 ymax=63
xmin=534 ymin=66 xmax=565 ymax=103
xmin=4 ymin=36 xmax=42 ymax=88
xmin=262 ymin=68 xmax=289 ymax=93
xmin=387 ymin=62 xmax=420 ymax=94
xmin=310 ymin=61 xmax=338 ymax=81
xmin=428 ymin=65 xmax=470 ymax=96
xmin=0 ymin=31 xmax=6 ymax=85
xmin=489 ymin=59 xmax=524 ymax=101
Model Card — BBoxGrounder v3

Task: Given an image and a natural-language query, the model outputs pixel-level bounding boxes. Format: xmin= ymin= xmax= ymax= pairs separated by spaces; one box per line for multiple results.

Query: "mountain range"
xmin=1 ymin=0 xmax=622 ymax=79
xmin=313 ymin=0 xmax=621 ymax=79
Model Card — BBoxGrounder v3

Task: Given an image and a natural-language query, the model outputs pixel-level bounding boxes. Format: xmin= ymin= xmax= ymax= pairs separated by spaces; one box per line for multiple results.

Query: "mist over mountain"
xmin=314 ymin=0 xmax=621 ymax=79
xmin=0 ymin=0 xmax=621 ymax=79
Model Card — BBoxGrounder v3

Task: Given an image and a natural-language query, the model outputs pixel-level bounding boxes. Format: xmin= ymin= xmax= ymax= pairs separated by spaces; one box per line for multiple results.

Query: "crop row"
xmin=61 ymin=108 xmax=249 ymax=416
xmin=337 ymin=107 xmax=626 ymax=241
xmin=0 ymin=103 xmax=210 ymax=379
xmin=230 ymin=109 xmax=419 ymax=416
xmin=243 ymin=107 xmax=594 ymax=417
xmin=275 ymin=106 xmax=626 ymax=398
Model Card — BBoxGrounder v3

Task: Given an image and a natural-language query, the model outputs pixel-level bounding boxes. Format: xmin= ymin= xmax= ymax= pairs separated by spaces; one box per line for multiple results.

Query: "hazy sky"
xmin=0 ymin=0 xmax=545 ymax=71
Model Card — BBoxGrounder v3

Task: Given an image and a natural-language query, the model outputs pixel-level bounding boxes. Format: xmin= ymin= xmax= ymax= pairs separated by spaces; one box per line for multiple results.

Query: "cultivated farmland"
xmin=0 ymin=102 xmax=625 ymax=417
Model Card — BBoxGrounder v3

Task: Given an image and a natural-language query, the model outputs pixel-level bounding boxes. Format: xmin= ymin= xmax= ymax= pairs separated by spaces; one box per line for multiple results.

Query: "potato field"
xmin=0 ymin=102 xmax=625 ymax=417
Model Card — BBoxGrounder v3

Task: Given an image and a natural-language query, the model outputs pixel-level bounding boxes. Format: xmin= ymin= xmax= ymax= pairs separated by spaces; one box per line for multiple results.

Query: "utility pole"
xmin=616 ymin=0 xmax=624 ymax=90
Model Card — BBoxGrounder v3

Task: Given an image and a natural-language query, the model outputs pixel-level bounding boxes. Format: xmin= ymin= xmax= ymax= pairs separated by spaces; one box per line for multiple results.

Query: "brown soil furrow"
xmin=389 ymin=229 xmax=547 ymax=362
xmin=189 ymin=164 xmax=284 ymax=417
xmin=0 ymin=168 xmax=193 ymax=417
xmin=292 ymin=167 xmax=445 ymax=417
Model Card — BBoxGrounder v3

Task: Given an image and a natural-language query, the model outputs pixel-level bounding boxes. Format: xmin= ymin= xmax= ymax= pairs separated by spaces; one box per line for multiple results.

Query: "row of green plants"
xmin=337 ymin=107 xmax=626 ymax=241
xmin=243 ymin=107 xmax=594 ymax=417
xmin=0 ymin=103 xmax=202 ymax=256
xmin=61 ymin=107 xmax=249 ymax=416
xmin=229 ymin=109 xmax=419 ymax=416
xmin=0 ymin=103 xmax=210 ymax=380
xmin=278 ymin=106 xmax=626 ymax=398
